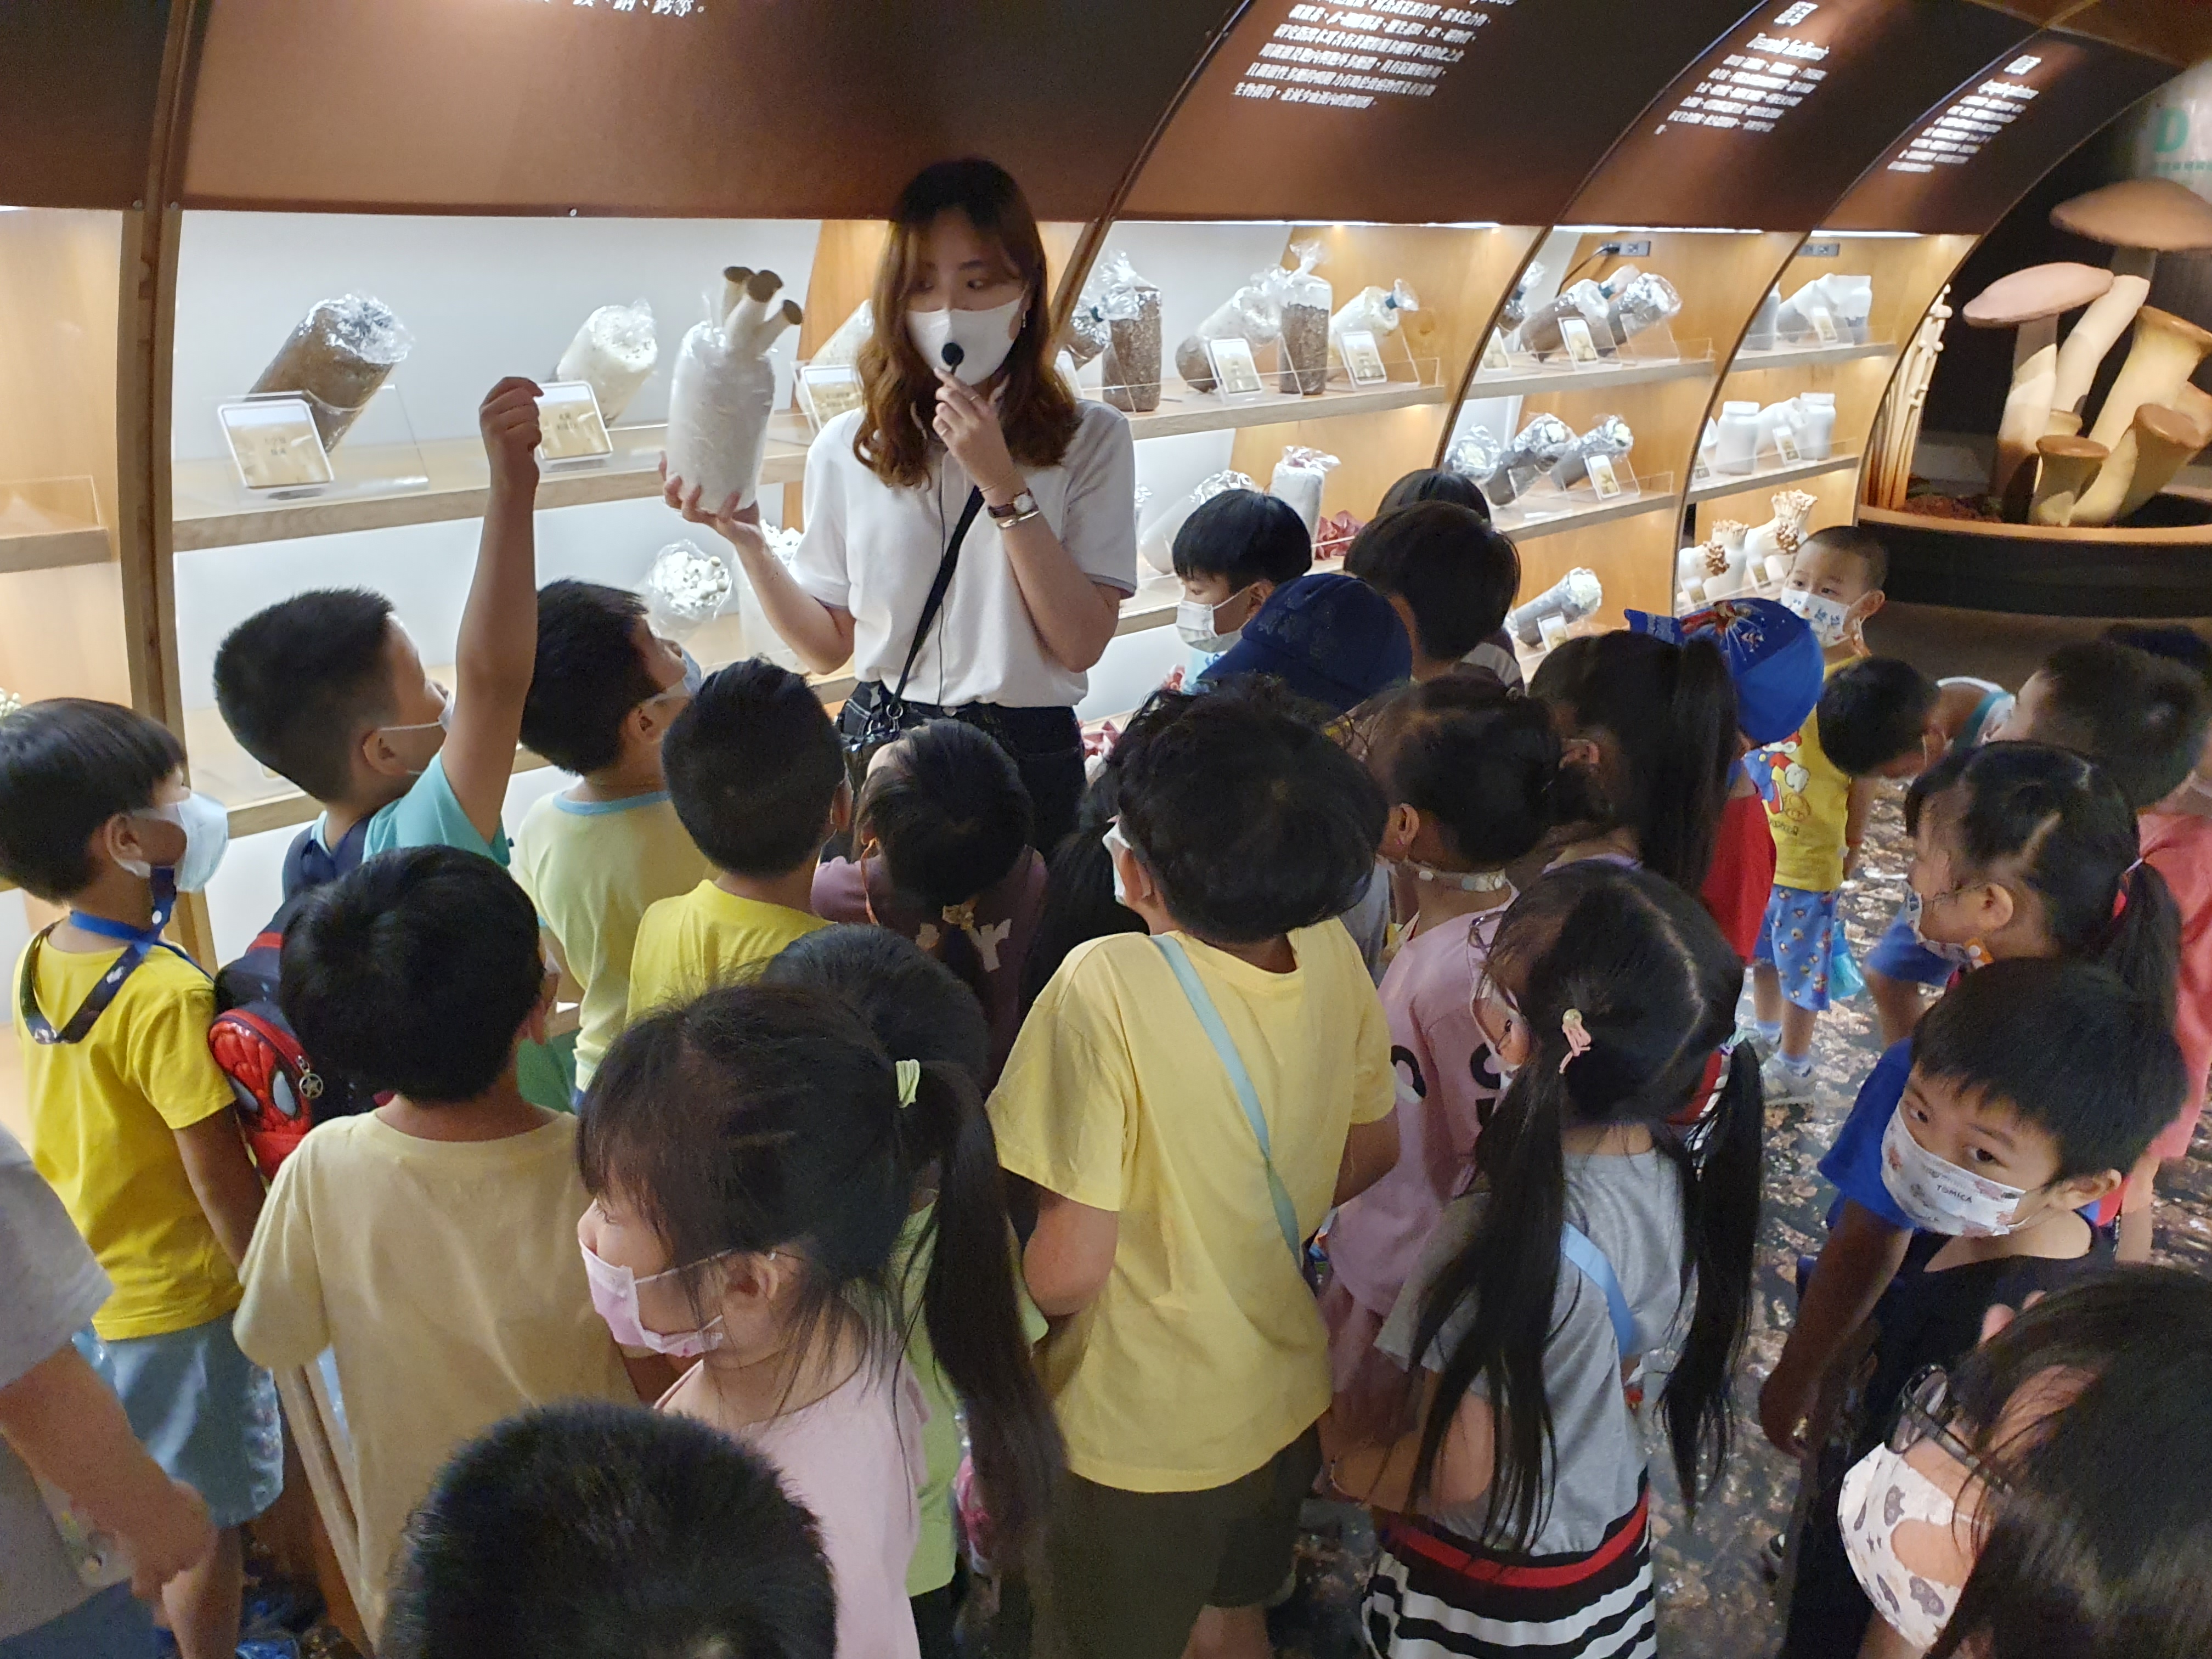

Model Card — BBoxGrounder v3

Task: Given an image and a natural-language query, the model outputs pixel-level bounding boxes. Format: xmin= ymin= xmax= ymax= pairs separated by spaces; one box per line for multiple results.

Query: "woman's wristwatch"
xmin=985 ymin=488 xmax=1042 ymax=529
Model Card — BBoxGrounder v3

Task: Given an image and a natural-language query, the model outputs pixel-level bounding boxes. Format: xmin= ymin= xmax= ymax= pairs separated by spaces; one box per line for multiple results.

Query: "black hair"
xmin=1344 ymin=501 xmax=1521 ymax=663
xmin=382 ymin=1400 xmax=836 ymax=1659
xmin=1358 ymin=677 xmax=1558 ymax=867
xmin=2103 ymin=622 xmax=2212 ymax=686
xmin=1410 ymin=863 xmax=1762 ymax=1548
xmin=2028 ymin=639 xmax=2210 ymax=808
xmin=761 ymin=924 xmax=991 ymax=1089
xmin=580 ymin=984 xmax=1060 ymax=1554
xmin=1799 ymin=523 xmax=1889 ymax=590
xmin=1818 ymin=656 xmax=1938 ymax=776
xmin=1932 ymin=1267 xmax=2212 ymax=1659
xmin=1113 ymin=681 xmax=1387 ymax=944
xmin=521 ymin=580 xmax=663 ymax=776
xmin=1910 ymin=956 xmax=2183 ymax=1183
xmin=663 ymin=659 xmax=845 ymax=878
xmin=859 ymin=719 xmax=1031 ymax=909
xmin=1170 ymin=490 xmax=1313 ymax=590
xmin=1530 ymin=630 xmax=1738 ymax=893
xmin=213 ymin=589 xmax=397 ymax=804
xmin=1019 ymin=759 xmax=1146 ymax=1017
xmin=1379 ymin=466 xmax=1492 ymax=520
xmin=1905 ymin=742 xmax=2181 ymax=1024
xmin=0 ymin=699 xmax=185 ymax=902
xmin=281 ymin=846 xmax=545 ymax=1103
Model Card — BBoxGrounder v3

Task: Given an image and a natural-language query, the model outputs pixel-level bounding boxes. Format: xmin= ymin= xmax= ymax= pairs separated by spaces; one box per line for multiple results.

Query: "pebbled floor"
xmin=1272 ymin=781 xmax=2211 ymax=1657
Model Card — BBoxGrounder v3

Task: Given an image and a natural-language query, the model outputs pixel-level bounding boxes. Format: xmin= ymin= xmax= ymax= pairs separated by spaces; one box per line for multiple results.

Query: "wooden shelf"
xmin=1123 ymin=379 xmax=1449 ymax=442
xmin=171 ymin=417 xmax=814 ymax=552
xmin=195 ymin=577 xmax=1185 ymax=840
xmin=1688 ymin=449 xmax=1861 ymax=503
xmin=1494 ymin=489 xmax=1676 ymax=544
xmin=1726 ymin=340 xmax=1895 ymax=373
xmin=0 ymin=478 xmax=108 ymax=573
xmin=1465 ymin=354 xmax=1717 ymax=402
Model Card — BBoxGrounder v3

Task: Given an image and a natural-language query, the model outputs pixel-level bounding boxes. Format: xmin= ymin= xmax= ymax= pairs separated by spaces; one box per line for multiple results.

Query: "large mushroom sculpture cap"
xmin=2051 ymin=177 xmax=2212 ymax=278
xmin=1970 ymin=263 xmax=2113 ymax=503
xmin=1962 ymin=262 xmax=2114 ymax=335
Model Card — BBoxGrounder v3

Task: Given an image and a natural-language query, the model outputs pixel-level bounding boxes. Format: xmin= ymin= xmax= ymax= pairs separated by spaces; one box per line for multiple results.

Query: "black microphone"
xmin=941 ymin=341 xmax=965 ymax=371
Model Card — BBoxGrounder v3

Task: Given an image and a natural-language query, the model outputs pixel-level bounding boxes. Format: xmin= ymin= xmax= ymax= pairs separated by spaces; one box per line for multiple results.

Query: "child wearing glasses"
xmin=1776 ymin=956 xmax=2183 ymax=1659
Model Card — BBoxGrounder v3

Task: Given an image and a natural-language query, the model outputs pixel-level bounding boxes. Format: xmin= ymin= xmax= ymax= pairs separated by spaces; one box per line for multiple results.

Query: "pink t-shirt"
xmin=1325 ymin=905 xmax=1510 ymax=1319
xmin=2141 ymin=810 xmax=2212 ymax=1159
xmin=662 ymin=1356 xmax=928 ymax=1659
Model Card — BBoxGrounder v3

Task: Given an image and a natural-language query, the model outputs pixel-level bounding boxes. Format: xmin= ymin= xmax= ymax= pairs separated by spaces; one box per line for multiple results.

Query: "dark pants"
xmin=840 ymin=682 xmax=1086 ymax=853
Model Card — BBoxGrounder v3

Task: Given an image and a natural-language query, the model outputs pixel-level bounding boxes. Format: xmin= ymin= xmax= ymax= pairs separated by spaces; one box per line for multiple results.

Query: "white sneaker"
xmin=1732 ymin=1024 xmax=1780 ymax=1064
xmin=1760 ymin=1050 xmax=1816 ymax=1104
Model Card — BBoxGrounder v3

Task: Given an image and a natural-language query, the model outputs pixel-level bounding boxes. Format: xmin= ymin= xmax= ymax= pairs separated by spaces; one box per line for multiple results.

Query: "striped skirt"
xmin=1363 ymin=1486 xmax=1656 ymax=1658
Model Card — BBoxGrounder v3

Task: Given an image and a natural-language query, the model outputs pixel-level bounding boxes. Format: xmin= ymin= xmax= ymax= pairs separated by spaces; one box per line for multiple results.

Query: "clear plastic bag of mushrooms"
xmin=556 ymin=299 xmax=658 ymax=424
xmin=1175 ymin=268 xmax=1286 ymax=394
xmin=665 ymin=266 xmax=803 ymax=514
xmin=249 ymin=294 xmax=414 ymax=450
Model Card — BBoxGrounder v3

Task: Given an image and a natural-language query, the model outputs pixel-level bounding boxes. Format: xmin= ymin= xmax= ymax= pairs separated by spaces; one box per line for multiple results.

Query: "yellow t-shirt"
xmin=627 ymin=881 xmax=828 ymax=1019
xmin=1758 ymin=676 xmax=1853 ymax=894
xmin=514 ymin=789 xmax=710 ymax=1090
xmin=234 ymin=1111 xmax=633 ymax=1639
xmin=988 ymin=924 xmax=1395 ymax=1493
xmin=14 ymin=940 xmax=239 ymax=1341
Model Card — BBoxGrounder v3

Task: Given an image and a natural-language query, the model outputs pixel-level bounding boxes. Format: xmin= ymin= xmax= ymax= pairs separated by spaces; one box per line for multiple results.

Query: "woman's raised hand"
xmin=659 ymin=454 xmax=764 ymax=550
xmin=932 ymin=371 xmax=1023 ymax=500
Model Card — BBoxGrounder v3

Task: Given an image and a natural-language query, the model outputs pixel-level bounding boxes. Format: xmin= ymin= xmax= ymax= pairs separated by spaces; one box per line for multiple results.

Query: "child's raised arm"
xmin=445 ymin=376 xmax=544 ymax=844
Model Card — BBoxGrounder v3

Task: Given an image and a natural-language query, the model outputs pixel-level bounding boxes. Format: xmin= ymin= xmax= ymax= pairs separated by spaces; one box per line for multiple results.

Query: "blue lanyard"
xmin=19 ymin=872 xmax=193 ymax=1046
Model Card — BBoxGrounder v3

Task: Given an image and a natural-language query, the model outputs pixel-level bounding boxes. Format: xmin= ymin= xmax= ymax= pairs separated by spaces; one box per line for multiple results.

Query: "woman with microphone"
xmin=665 ymin=157 xmax=1137 ymax=851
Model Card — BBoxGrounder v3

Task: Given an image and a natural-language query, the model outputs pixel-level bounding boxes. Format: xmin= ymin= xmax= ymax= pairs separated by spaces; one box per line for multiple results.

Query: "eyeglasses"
xmin=1470 ymin=963 xmax=1521 ymax=1053
xmin=1888 ymin=1366 xmax=2012 ymax=1497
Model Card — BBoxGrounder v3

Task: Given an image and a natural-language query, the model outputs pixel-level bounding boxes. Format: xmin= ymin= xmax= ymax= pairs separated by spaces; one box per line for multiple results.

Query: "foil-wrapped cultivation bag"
xmin=249 ymin=294 xmax=414 ymax=449
xmin=1550 ymin=415 xmax=1634 ymax=489
xmin=1269 ymin=445 xmax=1339 ymax=534
xmin=1482 ymin=413 xmax=1576 ymax=505
xmin=1136 ymin=469 xmax=1259 ymax=575
xmin=1602 ymin=270 xmax=1682 ymax=345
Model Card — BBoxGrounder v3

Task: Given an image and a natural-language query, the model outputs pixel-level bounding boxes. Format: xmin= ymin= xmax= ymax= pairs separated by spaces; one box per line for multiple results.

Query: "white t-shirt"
xmin=789 ymin=402 xmax=1138 ymax=710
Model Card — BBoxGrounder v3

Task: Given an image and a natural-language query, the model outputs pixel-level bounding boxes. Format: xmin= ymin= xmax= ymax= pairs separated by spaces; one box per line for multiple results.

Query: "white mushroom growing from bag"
xmin=664 ymin=267 xmax=803 ymax=515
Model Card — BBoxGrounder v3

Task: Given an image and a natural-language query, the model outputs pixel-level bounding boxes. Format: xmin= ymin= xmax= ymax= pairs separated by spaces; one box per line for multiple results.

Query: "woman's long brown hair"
xmin=854 ymin=158 xmax=1081 ymax=489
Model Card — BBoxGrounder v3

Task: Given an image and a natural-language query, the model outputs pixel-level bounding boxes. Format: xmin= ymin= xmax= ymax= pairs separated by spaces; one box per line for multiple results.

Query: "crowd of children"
xmin=5 ymin=373 xmax=2212 ymax=1659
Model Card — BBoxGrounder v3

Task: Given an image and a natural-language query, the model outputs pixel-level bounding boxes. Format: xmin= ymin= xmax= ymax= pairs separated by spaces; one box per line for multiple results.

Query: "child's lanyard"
xmin=18 ymin=871 xmax=191 ymax=1047
xmin=1560 ymin=1221 xmax=1639 ymax=1369
xmin=1151 ymin=935 xmax=1305 ymax=1266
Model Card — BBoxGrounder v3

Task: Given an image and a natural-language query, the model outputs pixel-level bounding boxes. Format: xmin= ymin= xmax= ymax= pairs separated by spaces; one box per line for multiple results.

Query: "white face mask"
xmin=1838 ymin=1444 xmax=1968 ymax=1650
xmin=1175 ymin=586 xmax=1256 ymax=655
xmin=1780 ymin=585 xmax=1858 ymax=648
xmin=579 ymin=1239 xmax=727 ymax=1359
xmin=1899 ymin=886 xmax=1989 ymax=972
xmin=1102 ymin=820 xmax=1135 ymax=910
xmin=378 ymin=690 xmax=455 ymax=776
xmin=907 ymin=296 xmax=1023 ymax=386
xmin=1880 ymin=1104 xmax=2031 ymax=1236
xmin=117 ymin=792 xmax=231 ymax=894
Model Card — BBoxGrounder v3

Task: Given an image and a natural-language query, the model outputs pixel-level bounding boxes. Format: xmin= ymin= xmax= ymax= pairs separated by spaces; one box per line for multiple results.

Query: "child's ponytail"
xmin=898 ymin=1061 xmax=1062 ymax=1554
xmin=2101 ymin=859 xmax=2182 ymax=1029
xmin=1656 ymin=1040 xmax=1762 ymax=1509
xmin=1644 ymin=635 xmax=1737 ymax=894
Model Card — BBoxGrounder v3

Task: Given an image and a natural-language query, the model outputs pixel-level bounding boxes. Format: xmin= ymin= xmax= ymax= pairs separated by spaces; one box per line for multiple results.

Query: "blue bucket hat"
xmin=1626 ymin=597 xmax=1822 ymax=745
xmin=1198 ymin=573 xmax=1412 ymax=714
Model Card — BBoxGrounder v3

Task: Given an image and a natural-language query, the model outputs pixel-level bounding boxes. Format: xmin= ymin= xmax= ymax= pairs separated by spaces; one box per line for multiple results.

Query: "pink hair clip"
xmin=1560 ymin=1009 xmax=1593 ymax=1073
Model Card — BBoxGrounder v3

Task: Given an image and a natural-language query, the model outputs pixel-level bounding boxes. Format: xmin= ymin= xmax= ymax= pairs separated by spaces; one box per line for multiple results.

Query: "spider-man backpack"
xmin=209 ymin=818 xmax=381 ymax=1180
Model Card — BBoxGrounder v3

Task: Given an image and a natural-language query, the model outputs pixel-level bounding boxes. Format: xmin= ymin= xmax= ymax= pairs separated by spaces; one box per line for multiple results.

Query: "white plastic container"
xmin=1796 ymin=392 xmax=1837 ymax=460
xmin=555 ymin=300 xmax=658 ymax=424
xmin=1713 ymin=402 xmax=1760 ymax=474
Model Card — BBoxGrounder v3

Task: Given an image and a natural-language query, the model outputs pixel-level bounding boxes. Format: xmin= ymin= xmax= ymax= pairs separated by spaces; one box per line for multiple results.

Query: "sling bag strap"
xmin=1152 ymin=935 xmax=1305 ymax=1265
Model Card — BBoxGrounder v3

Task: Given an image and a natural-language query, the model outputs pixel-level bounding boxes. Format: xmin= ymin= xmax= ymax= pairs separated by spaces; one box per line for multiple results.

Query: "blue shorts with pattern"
xmin=76 ymin=1313 xmax=283 ymax=1529
xmin=1753 ymin=884 xmax=1842 ymax=1013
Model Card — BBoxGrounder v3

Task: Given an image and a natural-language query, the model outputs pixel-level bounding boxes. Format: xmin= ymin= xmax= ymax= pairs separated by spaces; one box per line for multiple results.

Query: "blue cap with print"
xmin=1197 ymin=572 xmax=1412 ymax=715
xmin=1626 ymin=596 xmax=1822 ymax=746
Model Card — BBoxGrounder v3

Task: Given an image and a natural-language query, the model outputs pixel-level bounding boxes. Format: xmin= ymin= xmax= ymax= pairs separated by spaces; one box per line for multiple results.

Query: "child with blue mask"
xmin=1169 ymin=488 xmax=1312 ymax=682
xmin=0 ymin=698 xmax=274 ymax=1659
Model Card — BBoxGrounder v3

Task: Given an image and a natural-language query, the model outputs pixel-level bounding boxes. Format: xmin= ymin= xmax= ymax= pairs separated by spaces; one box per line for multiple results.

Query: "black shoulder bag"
xmin=842 ymin=485 xmax=986 ymax=769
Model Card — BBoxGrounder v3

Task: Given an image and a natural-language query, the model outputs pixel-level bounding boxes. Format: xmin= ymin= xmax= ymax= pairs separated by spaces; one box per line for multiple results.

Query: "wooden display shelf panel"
xmin=1691 ymin=461 xmax=1867 ymax=563
xmin=170 ymin=416 xmax=814 ymax=551
xmin=1688 ymin=447 xmax=1863 ymax=505
xmin=0 ymin=477 xmax=108 ymax=573
xmin=1507 ymin=499 xmax=1679 ymax=632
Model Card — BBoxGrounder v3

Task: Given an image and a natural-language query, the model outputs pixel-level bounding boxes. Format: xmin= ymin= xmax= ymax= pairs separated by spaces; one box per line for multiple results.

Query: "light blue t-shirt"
xmin=359 ymin=752 xmax=509 ymax=866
